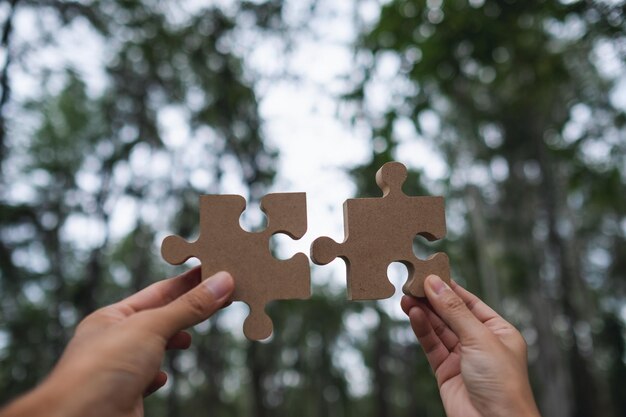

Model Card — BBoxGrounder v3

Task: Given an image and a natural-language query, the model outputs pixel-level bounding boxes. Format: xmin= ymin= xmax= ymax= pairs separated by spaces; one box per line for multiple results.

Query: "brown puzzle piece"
xmin=161 ymin=193 xmax=310 ymax=340
xmin=310 ymin=162 xmax=450 ymax=299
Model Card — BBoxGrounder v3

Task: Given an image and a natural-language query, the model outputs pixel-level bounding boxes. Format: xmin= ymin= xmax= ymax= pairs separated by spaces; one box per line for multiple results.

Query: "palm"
xmin=61 ymin=309 xmax=164 ymax=417
xmin=418 ymin=334 xmax=481 ymax=417
xmin=439 ymin=367 xmax=481 ymax=417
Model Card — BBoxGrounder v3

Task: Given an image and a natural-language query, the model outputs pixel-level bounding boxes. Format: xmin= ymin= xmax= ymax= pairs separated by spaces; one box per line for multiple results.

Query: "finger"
xmin=408 ymin=306 xmax=450 ymax=372
xmin=424 ymin=275 xmax=490 ymax=344
xmin=144 ymin=371 xmax=167 ymax=397
xmin=402 ymin=295 xmax=459 ymax=350
xmin=166 ymin=331 xmax=192 ymax=350
xmin=417 ymin=301 xmax=460 ymax=351
xmin=450 ymin=279 xmax=501 ymax=323
xmin=400 ymin=295 xmax=419 ymax=315
xmin=450 ymin=280 xmax=523 ymax=350
xmin=146 ymin=271 xmax=234 ymax=338
xmin=120 ymin=266 xmax=203 ymax=313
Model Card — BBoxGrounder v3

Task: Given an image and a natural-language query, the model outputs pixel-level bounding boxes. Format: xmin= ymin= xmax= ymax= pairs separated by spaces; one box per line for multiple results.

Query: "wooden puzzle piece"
xmin=161 ymin=193 xmax=310 ymax=340
xmin=310 ymin=161 xmax=449 ymax=299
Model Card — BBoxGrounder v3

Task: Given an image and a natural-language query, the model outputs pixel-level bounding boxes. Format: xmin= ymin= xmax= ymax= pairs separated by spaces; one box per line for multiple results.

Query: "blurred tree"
xmin=1 ymin=3 xmax=382 ymax=417
xmin=2 ymin=1 xmax=625 ymax=417
xmin=350 ymin=1 xmax=626 ymax=416
xmin=0 ymin=0 xmax=279 ymax=411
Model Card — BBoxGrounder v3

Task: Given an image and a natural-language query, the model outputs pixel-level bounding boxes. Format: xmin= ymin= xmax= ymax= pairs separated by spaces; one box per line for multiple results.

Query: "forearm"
xmin=0 ymin=383 xmax=68 ymax=417
xmin=0 ymin=372 xmax=102 ymax=417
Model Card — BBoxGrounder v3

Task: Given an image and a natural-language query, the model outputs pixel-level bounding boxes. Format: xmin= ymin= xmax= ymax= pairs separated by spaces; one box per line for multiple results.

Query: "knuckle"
xmin=514 ymin=331 xmax=528 ymax=352
xmin=465 ymin=297 xmax=479 ymax=312
xmin=76 ymin=307 xmax=107 ymax=330
xmin=432 ymin=321 xmax=448 ymax=337
xmin=74 ymin=318 xmax=92 ymax=334
xmin=442 ymin=293 xmax=466 ymax=313
xmin=87 ymin=306 xmax=108 ymax=320
xmin=183 ymin=288 xmax=214 ymax=318
xmin=154 ymin=285 xmax=177 ymax=306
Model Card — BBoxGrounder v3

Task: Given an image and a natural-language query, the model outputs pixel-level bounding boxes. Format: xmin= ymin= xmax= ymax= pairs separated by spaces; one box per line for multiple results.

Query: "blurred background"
xmin=1 ymin=1 xmax=625 ymax=416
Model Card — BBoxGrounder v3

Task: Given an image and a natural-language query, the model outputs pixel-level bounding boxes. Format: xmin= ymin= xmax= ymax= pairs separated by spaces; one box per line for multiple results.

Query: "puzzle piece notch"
xmin=162 ymin=192 xmax=310 ymax=341
xmin=400 ymin=252 xmax=450 ymax=297
xmin=311 ymin=161 xmax=450 ymax=299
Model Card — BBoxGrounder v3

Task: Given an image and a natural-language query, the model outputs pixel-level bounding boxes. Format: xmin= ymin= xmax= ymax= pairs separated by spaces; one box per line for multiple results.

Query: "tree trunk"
xmin=0 ymin=0 xmax=19 ymax=173
xmin=167 ymin=352 xmax=181 ymax=417
xmin=528 ymin=287 xmax=575 ymax=417
xmin=373 ymin=309 xmax=390 ymax=417
xmin=197 ymin=317 xmax=225 ymax=415
xmin=465 ymin=185 xmax=502 ymax=312
xmin=503 ymin=148 xmax=575 ymax=417
xmin=534 ymin=135 xmax=613 ymax=417
xmin=248 ymin=341 xmax=269 ymax=417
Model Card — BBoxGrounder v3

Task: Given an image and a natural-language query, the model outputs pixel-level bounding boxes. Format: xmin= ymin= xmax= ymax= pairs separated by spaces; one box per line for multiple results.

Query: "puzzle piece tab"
xmin=311 ymin=162 xmax=449 ymax=299
xmin=161 ymin=193 xmax=310 ymax=340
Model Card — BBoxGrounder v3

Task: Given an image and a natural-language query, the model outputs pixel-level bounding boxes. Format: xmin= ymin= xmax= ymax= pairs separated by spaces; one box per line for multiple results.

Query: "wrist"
xmin=512 ymin=380 xmax=541 ymax=417
xmin=511 ymin=394 xmax=542 ymax=417
xmin=508 ymin=403 xmax=541 ymax=417
xmin=484 ymin=386 xmax=541 ymax=417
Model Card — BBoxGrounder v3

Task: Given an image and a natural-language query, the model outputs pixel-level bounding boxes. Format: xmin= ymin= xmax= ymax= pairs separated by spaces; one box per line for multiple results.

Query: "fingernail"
xmin=203 ymin=271 xmax=233 ymax=299
xmin=426 ymin=275 xmax=449 ymax=295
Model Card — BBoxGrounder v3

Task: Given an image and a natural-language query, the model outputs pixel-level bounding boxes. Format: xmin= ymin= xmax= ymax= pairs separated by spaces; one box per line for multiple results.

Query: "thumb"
xmin=423 ymin=275 xmax=488 ymax=344
xmin=147 ymin=271 xmax=235 ymax=338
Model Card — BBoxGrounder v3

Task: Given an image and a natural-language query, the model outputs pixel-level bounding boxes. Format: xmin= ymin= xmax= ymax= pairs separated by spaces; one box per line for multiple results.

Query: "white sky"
xmin=245 ymin=1 xmax=448 ymax=325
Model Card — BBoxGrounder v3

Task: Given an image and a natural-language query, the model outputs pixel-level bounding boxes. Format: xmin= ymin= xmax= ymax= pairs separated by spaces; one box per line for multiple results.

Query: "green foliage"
xmin=350 ymin=0 xmax=626 ymax=416
xmin=0 ymin=1 xmax=278 ymax=413
xmin=1 ymin=1 xmax=625 ymax=417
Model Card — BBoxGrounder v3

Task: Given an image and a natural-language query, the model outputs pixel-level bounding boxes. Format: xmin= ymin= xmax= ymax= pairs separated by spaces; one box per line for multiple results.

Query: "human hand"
xmin=401 ymin=275 xmax=541 ymax=417
xmin=1 ymin=267 xmax=234 ymax=417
